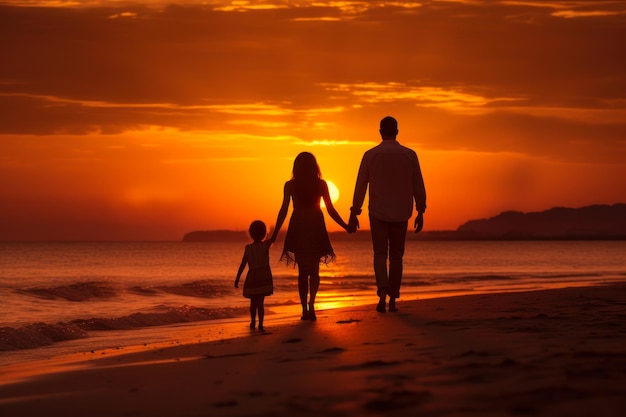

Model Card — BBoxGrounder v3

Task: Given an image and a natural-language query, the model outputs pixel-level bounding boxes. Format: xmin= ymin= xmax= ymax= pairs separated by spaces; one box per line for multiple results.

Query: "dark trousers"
xmin=369 ymin=215 xmax=408 ymax=299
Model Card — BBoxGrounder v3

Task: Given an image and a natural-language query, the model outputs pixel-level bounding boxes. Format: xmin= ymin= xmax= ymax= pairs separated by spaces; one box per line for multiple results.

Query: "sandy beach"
xmin=1 ymin=283 xmax=626 ymax=417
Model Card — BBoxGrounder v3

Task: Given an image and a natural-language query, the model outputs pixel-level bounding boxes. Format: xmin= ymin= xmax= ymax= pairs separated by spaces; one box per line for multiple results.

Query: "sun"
xmin=323 ymin=180 xmax=340 ymax=207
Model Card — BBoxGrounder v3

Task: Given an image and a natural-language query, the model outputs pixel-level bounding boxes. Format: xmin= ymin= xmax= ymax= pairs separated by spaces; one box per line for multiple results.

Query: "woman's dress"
xmin=280 ymin=179 xmax=335 ymax=266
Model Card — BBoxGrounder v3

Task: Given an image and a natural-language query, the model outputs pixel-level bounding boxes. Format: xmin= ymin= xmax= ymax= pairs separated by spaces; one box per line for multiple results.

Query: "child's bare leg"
xmin=257 ymin=296 xmax=265 ymax=330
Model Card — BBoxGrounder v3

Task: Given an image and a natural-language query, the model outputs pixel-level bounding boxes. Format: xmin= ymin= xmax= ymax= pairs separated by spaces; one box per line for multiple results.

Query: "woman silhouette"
xmin=268 ymin=152 xmax=349 ymax=320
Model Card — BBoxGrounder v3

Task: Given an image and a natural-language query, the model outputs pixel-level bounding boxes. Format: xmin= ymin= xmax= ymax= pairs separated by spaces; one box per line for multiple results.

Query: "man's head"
xmin=379 ymin=116 xmax=398 ymax=139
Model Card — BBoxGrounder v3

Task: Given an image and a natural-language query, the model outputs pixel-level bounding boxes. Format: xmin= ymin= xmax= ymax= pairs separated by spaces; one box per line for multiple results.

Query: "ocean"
xmin=1 ymin=239 xmax=625 ymax=365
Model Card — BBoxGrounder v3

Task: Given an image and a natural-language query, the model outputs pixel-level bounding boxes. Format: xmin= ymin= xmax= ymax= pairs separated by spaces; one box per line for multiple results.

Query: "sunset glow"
xmin=1 ymin=0 xmax=625 ymax=240
xmin=322 ymin=180 xmax=340 ymax=208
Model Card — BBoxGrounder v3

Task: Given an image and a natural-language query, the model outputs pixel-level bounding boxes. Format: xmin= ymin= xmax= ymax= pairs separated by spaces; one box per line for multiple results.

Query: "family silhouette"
xmin=235 ymin=116 xmax=427 ymax=328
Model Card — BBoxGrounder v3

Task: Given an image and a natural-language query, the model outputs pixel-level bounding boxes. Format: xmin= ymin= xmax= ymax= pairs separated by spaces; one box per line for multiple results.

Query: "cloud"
xmin=213 ymin=1 xmax=288 ymax=12
xmin=1 ymin=0 xmax=625 ymax=160
xmin=321 ymin=82 xmax=522 ymax=114
xmin=552 ymin=9 xmax=625 ymax=18
xmin=108 ymin=11 xmax=138 ymax=18
xmin=500 ymin=1 xmax=626 ymax=18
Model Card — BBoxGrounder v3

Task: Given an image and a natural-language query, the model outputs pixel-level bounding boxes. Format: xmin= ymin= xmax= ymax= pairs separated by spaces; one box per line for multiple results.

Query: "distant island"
xmin=451 ymin=203 xmax=626 ymax=240
xmin=183 ymin=203 xmax=626 ymax=242
xmin=183 ymin=230 xmax=251 ymax=242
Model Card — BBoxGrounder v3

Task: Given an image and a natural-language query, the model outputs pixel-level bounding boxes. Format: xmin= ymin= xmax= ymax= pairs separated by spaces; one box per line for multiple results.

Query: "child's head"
xmin=248 ymin=220 xmax=267 ymax=242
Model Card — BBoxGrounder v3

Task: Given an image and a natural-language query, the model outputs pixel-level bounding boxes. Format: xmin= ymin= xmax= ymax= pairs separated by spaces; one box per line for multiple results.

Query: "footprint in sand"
xmin=336 ymin=318 xmax=361 ymax=324
xmin=333 ymin=360 xmax=401 ymax=371
xmin=319 ymin=347 xmax=346 ymax=354
xmin=282 ymin=338 xmax=303 ymax=344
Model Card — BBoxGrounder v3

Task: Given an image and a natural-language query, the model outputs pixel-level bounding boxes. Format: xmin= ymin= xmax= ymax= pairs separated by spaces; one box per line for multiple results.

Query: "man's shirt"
xmin=352 ymin=139 xmax=426 ymax=222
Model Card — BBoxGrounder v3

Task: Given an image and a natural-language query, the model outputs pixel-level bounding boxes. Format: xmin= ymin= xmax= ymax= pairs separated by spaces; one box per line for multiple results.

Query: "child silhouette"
xmin=268 ymin=152 xmax=349 ymax=320
xmin=235 ymin=220 xmax=274 ymax=331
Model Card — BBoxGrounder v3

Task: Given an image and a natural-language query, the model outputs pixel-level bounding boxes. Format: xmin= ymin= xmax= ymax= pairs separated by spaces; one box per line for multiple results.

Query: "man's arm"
xmin=413 ymin=156 xmax=426 ymax=233
xmin=414 ymin=212 xmax=424 ymax=233
xmin=413 ymin=156 xmax=426 ymax=214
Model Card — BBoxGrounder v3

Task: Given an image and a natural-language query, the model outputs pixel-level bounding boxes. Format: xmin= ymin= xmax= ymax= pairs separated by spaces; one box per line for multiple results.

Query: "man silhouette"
xmin=349 ymin=116 xmax=426 ymax=312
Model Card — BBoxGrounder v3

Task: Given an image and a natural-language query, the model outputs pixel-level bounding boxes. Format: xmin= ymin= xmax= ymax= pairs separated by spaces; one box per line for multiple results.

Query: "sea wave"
xmin=15 ymin=279 xmax=234 ymax=302
xmin=72 ymin=305 xmax=248 ymax=331
xmin=0 ymin=322 xmax=87 ymax=350
xmin=155 ymin=280 xmax=231 ymax=298
xmin=0 ymin=305 xmax=249 ymax=351
xmin=16 ymin=281 xmax=118 ymax=301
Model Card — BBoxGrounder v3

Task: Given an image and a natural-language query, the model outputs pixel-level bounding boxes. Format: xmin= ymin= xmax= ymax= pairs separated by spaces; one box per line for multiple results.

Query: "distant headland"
xmin=183 ymin=203 xmax=626 ymax=242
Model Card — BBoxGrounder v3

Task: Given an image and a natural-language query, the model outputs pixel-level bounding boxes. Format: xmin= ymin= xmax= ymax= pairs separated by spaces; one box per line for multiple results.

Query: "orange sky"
xmin=1 ymin=0 xmax=625 ymax=240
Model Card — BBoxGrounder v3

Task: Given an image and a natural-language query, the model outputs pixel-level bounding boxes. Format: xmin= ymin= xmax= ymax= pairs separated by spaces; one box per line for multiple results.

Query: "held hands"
xmin=347 ymin=213 xmax=360 ymax=234
xmin=346 ymin=212 xmax=421 ymax=232
xmin=414 ymin=212 xmax=424 ymax=233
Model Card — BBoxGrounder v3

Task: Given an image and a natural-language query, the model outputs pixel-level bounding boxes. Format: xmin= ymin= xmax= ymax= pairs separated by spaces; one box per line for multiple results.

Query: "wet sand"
xmin=1 ymin=283 xmax=626 ymax=416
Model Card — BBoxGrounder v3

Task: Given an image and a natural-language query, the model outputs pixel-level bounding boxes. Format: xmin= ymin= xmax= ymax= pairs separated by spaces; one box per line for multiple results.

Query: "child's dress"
xmin=243 ymin=241 xmax=274 ymax=298
xmin=280 ymin=179 xmax=335 ymax=266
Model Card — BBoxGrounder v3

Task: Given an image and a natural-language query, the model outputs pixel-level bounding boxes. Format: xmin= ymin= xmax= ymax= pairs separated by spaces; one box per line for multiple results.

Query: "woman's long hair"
xmin=291 ymin=152 xmax=322 ymax=206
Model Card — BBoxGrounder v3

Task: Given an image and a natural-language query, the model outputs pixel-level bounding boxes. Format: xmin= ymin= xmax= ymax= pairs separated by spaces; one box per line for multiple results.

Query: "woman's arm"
xmin=321 ymin=180 xmax=349 ymax=231
xmin=267 ymin=181 xmax=291 ymax=244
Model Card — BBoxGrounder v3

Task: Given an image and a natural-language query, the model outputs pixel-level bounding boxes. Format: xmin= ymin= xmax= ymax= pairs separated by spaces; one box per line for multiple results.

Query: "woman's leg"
xmin=297 ymin=266 xmax=309 ymax=319
xmin=308 ymin=263 xmax=320 ymax=320
xmin=297 ymin=252 xmax=321 ymax=320
xmin=249 ymin=299 xmax=256 ymax=329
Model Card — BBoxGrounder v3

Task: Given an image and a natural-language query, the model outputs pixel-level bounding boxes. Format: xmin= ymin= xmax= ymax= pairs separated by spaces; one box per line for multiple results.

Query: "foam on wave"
xmin=0 ymin=322 xmax=87 ymax=350
xmin=0 ymin=305 xmax=248 ymax=351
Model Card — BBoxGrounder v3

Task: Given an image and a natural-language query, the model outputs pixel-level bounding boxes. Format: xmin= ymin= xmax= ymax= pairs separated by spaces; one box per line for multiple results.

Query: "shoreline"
xmin=2 ymin=282 xmax=626 ymax=416
xmin=3 ymin=275 xmax=619 ymax=366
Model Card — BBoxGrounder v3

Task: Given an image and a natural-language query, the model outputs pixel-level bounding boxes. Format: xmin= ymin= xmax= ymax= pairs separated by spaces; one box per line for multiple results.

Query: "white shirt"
xmin=352 ymin=139 xmax=426 ymax=222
